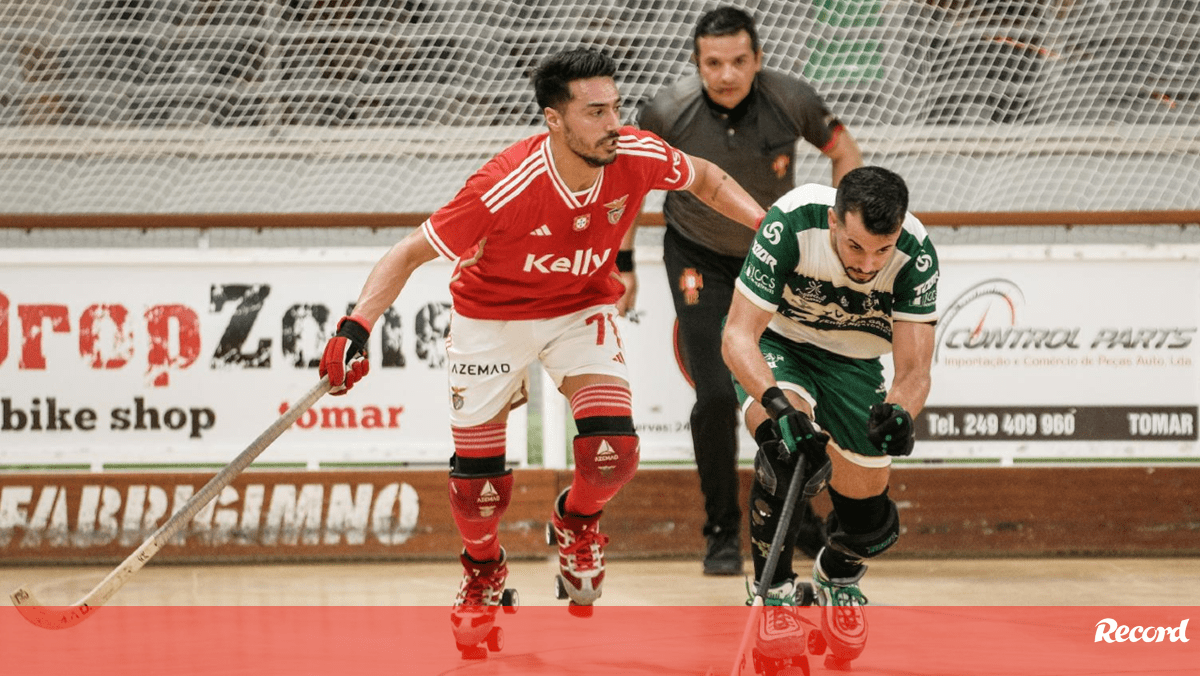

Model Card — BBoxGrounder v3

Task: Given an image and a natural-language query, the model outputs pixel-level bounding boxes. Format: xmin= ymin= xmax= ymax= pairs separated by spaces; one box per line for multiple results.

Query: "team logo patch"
xmin=478 ymin=480 xmax=500 ymax=517
xmin=679 ymin=268 xmax=703 ymax=305
xmin=451 ymin=386 xmax=467 ymax=410
xmin=573 ymin=214 xmax=591 ymax=231
xmin=605 ymin=195 xmax=628 ymax=224
xmin=771 ymin=153 xmax=790 ymax=179
xmin=595 ymin=440 xmax=619 ymax=476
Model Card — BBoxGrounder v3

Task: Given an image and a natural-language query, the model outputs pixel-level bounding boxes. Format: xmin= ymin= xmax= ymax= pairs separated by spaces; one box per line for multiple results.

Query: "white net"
xmin=0 ymin=0 xmax=1198 ymax=216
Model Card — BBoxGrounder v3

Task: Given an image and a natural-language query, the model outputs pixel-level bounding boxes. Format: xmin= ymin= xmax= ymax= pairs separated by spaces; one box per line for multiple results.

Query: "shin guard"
xmin=565 ymin=433 xmax=640 ymax=516
xmin=748 ymin=475 xmax=804 ymax=586
xmin=448 ymin=465 xmax=513 ymax=562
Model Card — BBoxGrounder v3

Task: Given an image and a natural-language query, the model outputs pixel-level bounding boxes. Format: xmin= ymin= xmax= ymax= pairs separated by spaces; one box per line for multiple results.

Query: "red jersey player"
xmin=320 ymin=49 xmax=765 ymax=629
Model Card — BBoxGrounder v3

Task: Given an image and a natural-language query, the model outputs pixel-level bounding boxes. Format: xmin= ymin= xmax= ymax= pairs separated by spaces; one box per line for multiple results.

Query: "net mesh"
xmin=0 ymin=0 xmax=1198 ymax=216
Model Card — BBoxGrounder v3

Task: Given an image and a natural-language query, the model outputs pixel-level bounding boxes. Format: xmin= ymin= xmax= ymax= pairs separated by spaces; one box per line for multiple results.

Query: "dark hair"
xmin=693 ymin=6 xmax=760 ymax=55
xmin=532 ymin=48 xmax=617 ymax=112
xmin=834 ymin=166 xmax=910 ymax=235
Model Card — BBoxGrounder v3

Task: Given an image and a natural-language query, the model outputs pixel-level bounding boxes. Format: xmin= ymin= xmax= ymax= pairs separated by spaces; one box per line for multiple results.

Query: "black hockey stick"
xmin=9 ymin=376 xmax=333 ymax=630
xmin=727 ymin=451 xmax=808 ymax=676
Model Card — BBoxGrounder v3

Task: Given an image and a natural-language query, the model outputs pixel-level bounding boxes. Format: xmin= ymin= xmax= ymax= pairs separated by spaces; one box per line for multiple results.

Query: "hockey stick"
xmin=9 ymin=376 xmax=333 ymax=630
xmin=727 ymin=451 xmax=808 ymax=676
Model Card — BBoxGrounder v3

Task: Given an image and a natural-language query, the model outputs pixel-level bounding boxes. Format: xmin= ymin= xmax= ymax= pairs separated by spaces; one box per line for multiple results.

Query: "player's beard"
xmin=831 ymin=229 xmax=881 ymax=283
xmin=835 ymin=250 xmax=879 ymax=283
xmin=845 ymin=267 xmax=878 ymax=283
xmin=567 ymin=128 xmax=619 ymax=168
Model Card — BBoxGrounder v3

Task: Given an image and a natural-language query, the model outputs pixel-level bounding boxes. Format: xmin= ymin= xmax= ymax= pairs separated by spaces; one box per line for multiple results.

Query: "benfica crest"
xmin=605 ymin=195 xmax=628 ymax=224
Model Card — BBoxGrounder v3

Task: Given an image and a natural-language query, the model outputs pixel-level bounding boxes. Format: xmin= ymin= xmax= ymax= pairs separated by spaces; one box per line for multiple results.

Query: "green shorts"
xmin=733 ymin=331 xmax=887 ymax=458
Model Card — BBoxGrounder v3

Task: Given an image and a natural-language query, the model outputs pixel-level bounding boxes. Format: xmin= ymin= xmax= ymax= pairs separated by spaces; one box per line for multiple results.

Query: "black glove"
xmin=867 ymin=402 xmax=915 ymax=457
xmin=761 ymin=387 xmax=829 ymax=461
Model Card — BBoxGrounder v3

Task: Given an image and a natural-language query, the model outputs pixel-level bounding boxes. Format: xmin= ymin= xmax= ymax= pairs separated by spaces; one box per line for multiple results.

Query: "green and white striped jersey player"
xmin=721 ymin=166 xmax=937 ymax=665
xmin=737 ymin=185 xmax=938 ymax=365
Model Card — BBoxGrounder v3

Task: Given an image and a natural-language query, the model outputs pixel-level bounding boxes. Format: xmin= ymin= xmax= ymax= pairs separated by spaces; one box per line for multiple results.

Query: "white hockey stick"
xmin=9 ymin=376 xmax=332 ymax=630
xmin=727 ymin=451 xmax=808 ymax=676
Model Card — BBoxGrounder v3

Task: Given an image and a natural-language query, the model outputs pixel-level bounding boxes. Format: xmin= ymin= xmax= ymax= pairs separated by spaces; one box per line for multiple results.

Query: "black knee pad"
xmin=826 ymin=496 xmax=900 ymax=561
xmin=752 ymin=420 xmax=829 ymax=500
xmin=752 ymin=438 xmax=791 ymax=498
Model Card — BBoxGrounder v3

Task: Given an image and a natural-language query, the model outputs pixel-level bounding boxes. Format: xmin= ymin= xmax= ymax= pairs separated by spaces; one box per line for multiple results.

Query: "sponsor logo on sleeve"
xmin=751 ymin=241 xmax=778 ymax=272
xmin=746 ymin=268 xmax=776 ymax=294
xmin=762 ymin=221 xmax=784 ymax=245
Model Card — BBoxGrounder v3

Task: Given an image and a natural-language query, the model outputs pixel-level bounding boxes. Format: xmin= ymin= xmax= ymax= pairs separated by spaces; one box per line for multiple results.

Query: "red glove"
xmin=320 ymin=314 xmax=371 ymax=395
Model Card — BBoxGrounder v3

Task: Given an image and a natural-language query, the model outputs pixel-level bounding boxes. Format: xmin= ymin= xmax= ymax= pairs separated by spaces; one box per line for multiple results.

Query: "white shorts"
xmin=445 ymin=304 xmax=629 ymax=426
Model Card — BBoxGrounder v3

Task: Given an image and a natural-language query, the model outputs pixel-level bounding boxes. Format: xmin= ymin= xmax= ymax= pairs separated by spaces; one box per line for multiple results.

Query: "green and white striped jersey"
xmin=735 ymin=183 xmax=939 ymax=359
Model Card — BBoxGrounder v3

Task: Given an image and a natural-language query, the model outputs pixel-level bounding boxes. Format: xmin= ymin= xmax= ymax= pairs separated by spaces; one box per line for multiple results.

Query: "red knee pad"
xmin=572 ymin=434 xmax=640 ymax=489
xmin=448 ymin=471 xmax=513 ymax=523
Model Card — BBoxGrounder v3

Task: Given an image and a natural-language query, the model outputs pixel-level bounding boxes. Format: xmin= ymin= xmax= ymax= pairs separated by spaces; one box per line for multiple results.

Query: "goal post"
xmin=1 ymin=1 xmax=1197 ymax=220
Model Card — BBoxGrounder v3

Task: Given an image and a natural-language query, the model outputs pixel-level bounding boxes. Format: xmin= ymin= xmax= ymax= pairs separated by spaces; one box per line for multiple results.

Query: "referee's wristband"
xmin=616 ymin=249 xmax=635 ymax=272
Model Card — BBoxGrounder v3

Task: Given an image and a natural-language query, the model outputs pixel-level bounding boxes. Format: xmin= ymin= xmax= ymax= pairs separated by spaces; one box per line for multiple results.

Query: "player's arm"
xmin=823 ymin=127 xmax=863 ymax=188
xmin=351 ymin=229 xmax=440 ymax=326
xmin=886 ymin=320 xmax=934 ymax=417
xmin=723 ymin=290 xmax=827 ymax=457
xmin=721 ymin=290 xmax=778 ymax=402
xmin=865 ymin=319 xmax=933 ymax=456
xmin=683 ymin=155 xmax=766 ymax=231
xmin=614 ymin=223 xmax=637 ymax=317
xmin=320 ymin=228 xmax=439 ymax=394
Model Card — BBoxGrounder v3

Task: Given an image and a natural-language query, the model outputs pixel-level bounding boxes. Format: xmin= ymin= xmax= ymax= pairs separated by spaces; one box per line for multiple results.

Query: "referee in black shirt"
xmin=630 ymin=6 xmax=863 ymax=576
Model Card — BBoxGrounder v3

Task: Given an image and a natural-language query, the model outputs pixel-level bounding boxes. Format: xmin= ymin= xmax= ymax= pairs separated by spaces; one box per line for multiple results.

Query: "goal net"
xmin=1 ymin=0 xmax=1197 ymax=217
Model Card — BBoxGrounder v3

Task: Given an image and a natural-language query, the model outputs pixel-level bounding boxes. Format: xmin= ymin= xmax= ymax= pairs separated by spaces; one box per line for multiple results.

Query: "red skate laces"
xmin=559 ymin=528 xmax=610 ymax=575
xmin=455 ymin=565 xmax=508 ymax=607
